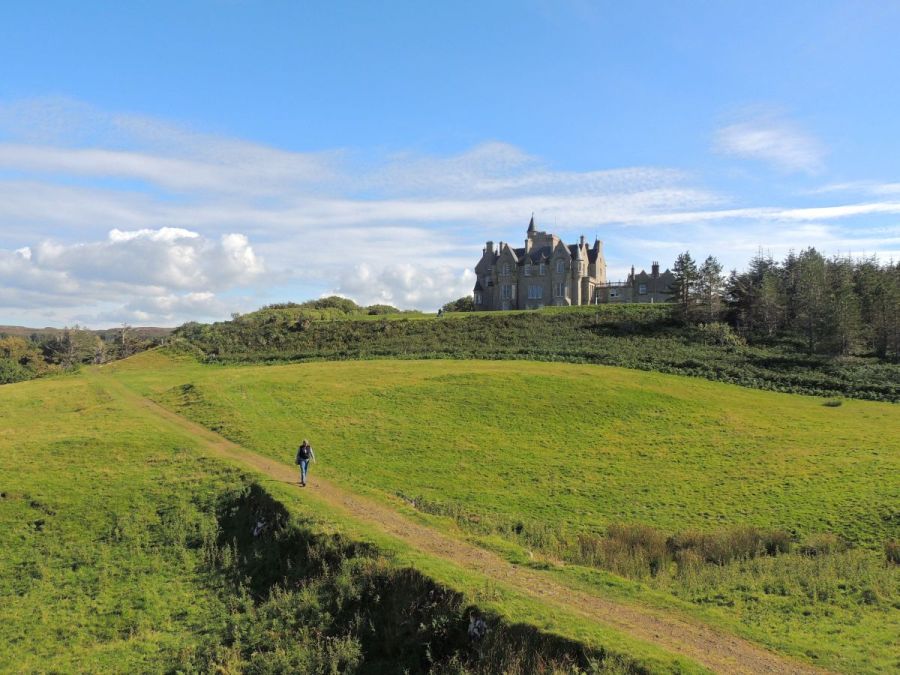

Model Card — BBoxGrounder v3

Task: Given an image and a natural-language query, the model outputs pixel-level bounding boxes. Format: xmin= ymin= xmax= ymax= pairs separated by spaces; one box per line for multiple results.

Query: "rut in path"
xmin=96 ymin=373 xmax=826 ymax=675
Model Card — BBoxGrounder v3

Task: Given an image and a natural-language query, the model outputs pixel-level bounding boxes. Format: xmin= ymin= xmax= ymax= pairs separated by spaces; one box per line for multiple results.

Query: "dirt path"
xmin=97 ymin=373 xmax=825 ymax=675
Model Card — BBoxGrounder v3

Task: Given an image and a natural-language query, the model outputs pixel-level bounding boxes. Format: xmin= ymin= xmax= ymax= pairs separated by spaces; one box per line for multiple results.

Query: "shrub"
xmin=442 ymin=296 xmax=476 ymax=313
xmin=692 ymin=322 xmax=747 ymax=348
xmin=799 ymin=533 xmax=846 ymax=557
xmin=668 ymin=526 xmax=791 ymax=565
xmin=365 ymin=304 xmax=400 ymax=315
xmin=603 ymin=523 xmax=669 ymax=577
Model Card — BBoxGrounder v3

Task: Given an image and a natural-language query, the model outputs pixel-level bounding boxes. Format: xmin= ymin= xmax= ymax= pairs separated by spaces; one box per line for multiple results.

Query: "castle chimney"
xmin=485 ymin=240 xmax=494 ymax=254
xmin=652 ymin=261 xmax=659 ymax=278
xmin=580 ymin=235 xmax=585 ymax=246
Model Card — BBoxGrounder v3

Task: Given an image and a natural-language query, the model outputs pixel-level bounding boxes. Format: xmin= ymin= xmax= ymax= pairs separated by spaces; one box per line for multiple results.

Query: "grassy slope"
xmin=0 ymin=368 xmax=696 ymax=673
xmin=0 ymin=374 xmax=241 ymax=672
xmin=111 ymin=350 xmax=900 ymax=673
xmin=118 ymin=351 xmax=899 ymax=544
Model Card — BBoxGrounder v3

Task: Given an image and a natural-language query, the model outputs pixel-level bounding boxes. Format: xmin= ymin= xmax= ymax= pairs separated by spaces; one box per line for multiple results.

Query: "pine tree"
xmin=670 ymin=251 xmax=699 ymax=322
xmin=697 ymin=255 xmax=725 ymax=323
xmin=825 ymin=256 xmax=861 ymax=355
xmin=794 ymin=248 xmax=828 ymax=354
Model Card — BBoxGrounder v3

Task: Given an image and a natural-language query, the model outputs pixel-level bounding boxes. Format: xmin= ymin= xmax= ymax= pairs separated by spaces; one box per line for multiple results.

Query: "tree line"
xmin=0 ymin=325 xmax=164 ymax=384
xmin=670 ymin=249 xmax=900 ymax=358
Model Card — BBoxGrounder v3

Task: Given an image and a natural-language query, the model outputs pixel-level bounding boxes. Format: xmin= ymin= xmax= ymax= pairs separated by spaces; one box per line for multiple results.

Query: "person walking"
xmin=295 ymin=439 xmax=316 ymax=487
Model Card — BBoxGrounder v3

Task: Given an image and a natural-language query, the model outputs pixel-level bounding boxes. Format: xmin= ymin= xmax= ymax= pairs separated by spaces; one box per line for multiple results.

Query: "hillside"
xmin=107 ymin=350 xmax=900 ymax=673
xmin=2 ymin=366 xmax=674 ymax=673
xmin=174 ymin=304 xmax=900 ymax=401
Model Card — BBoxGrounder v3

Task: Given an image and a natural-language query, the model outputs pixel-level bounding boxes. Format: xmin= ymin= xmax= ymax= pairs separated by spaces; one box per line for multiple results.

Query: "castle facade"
xmin=473 ymin=217 xmax=673 ymax=310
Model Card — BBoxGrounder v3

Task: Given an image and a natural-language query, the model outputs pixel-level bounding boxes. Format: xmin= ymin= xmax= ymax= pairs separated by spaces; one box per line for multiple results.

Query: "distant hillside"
xmin=0 ymin=325 xmax=173 ymax=339
xmin=173 ymin=303 xmax=899 ymax=402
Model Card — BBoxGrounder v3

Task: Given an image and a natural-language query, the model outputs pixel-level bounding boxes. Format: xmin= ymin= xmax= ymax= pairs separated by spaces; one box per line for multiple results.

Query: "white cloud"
xmin=0 ymin=227 xmax=264 ymax=325
xmin=714 ymin=113 xmax=826 ymax=174
xmin=332 ymin=263 xmax=476 ymax=309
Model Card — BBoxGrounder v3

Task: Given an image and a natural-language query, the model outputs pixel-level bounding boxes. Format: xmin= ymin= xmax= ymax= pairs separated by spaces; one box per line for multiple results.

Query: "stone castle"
xmin=473 ymin=216 xmax=675 ymax=310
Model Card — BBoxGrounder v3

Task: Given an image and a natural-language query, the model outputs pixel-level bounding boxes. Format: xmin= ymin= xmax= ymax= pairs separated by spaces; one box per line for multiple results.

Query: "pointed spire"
xmin=527 ymin=212 xmax=536 ymax=234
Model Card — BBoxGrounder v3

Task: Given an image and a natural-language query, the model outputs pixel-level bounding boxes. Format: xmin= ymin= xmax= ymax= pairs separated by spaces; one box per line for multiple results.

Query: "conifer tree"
xmin=697 ymin=255 xmax=725 ymax=323
xmin=670 ymin=251 xmax=699 ymax=322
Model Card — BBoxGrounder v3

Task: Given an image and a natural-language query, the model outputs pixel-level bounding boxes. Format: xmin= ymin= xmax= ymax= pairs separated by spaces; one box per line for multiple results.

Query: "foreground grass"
xmin=0 ymin=375 xmax=240 ymax=671
xmin=110 ymin=351 xmax=900 ymax=673
xmin=0 ymin=369 xmax=693 ymax=673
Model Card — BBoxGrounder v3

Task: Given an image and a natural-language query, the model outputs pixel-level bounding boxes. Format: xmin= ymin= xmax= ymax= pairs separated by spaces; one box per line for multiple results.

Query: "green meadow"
xmin=2 ymin=349 xmax=898 ymax=673
xmin=109 ymin=350 xmax=900 ymax=673
xmin=0 ymin=375 xmax=240 ymax=671
xmin=0 ymin=364 xmax=685 ymax=673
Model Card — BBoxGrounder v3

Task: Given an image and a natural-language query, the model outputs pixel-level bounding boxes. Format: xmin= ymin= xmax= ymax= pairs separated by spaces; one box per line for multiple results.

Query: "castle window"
xmin=539 ymin=263 xmax=546 ymax=276
xmin=555 ymin=282 xmax=566 ymax=298
xmin=475 ymin=292 xmax=483 ymax=305
xmin=556 ymin=260 xmax=565 ymax=274
xmin=639 ymin=283 xmax=647 ymax=295
xmin=502 ymin=263 xmax=510 ymax=276
xmin=528 ymin=285 xmax=543 ymax=300
xmin=501 ymin=284 xmax=513 ymax=300
xmin=609 ymin=288 xmax=620 ymax=298
xmin=524 ymin=265 xmax=531 ymax=276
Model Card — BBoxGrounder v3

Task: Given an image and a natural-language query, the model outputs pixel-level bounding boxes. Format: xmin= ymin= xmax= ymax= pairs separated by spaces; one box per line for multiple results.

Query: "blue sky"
xmin=2 ymin=1 xmax=899 ymax=325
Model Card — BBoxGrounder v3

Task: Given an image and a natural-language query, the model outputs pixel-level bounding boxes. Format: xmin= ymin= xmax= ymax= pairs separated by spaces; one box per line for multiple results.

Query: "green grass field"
xmin=0 ymin=374 xmax=242 ymax=671
xmin=3 ymin=350 xmax=898 ymax=672
xmin=108 ymin=350 xmax=900 ymax=673
xmin=0 ymin=362 xmax=690 ymax=674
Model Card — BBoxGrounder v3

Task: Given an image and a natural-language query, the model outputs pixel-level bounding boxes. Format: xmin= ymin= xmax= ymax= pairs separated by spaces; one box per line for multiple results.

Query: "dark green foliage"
xmin=365 ymin=303 xmax=401 ymax=315
xmin=0 ymin=357 xmax=32 ymax=384
xmin=729 ymin=251 xmax=900 ymax=358
xmin=442 ymin=296 xmax=476 ymax=313
xmin=174 ymin=304 xmax=900 ymax=401
xmin=697 ymin=255 xmax=725 ymax=324
xmin=670 ymin=252 xmax=700 ymax=321
xmin=187 ymin=483 xmax=633 ymax=674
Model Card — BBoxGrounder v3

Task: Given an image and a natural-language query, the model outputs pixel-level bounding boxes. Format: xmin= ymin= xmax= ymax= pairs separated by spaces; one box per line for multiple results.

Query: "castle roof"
xmin=513 ymin=245 xmax=555 ymax=264
xmin=501 ymin=243 xmax=520 ymax=263
xmin=527 ymin=214 xmax=536 ymax=234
